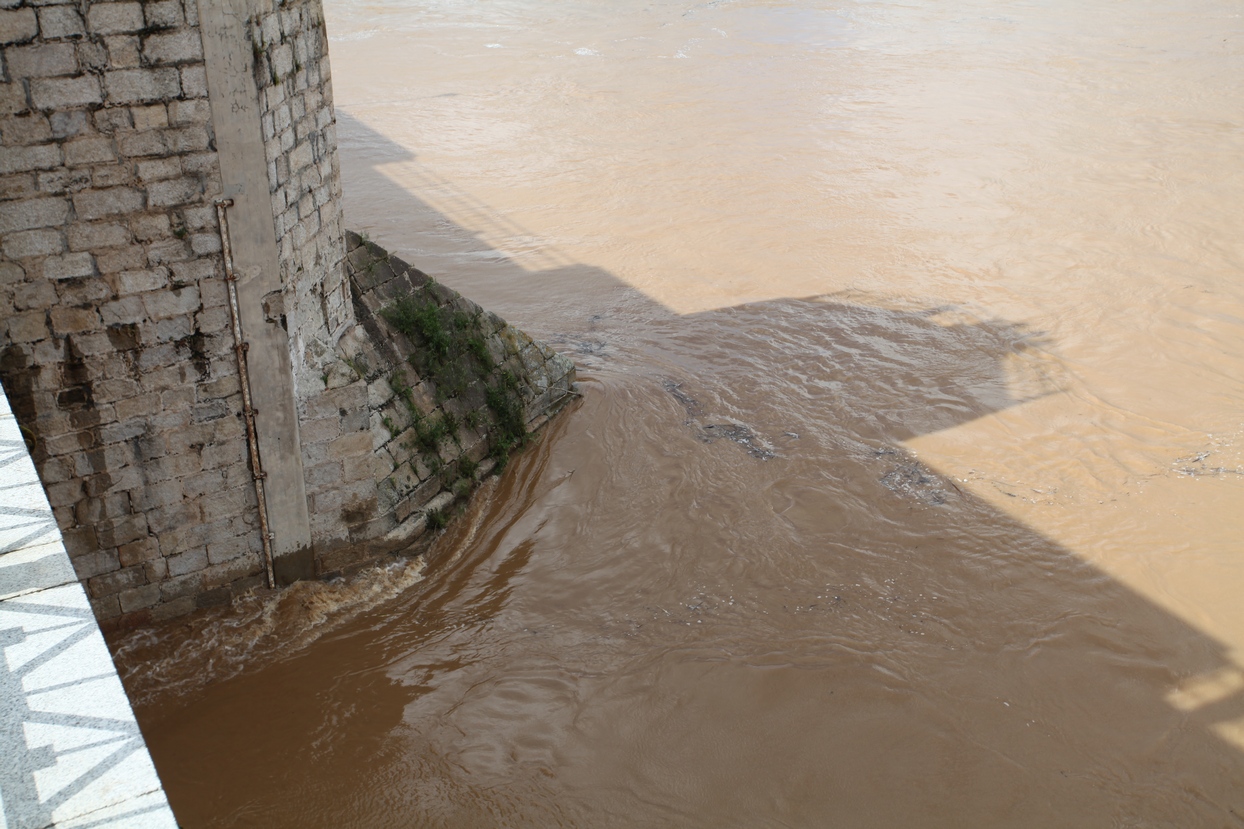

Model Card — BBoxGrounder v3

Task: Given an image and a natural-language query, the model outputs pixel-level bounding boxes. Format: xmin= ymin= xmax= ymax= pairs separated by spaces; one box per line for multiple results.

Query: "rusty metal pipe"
xmin=215 ymin=198 xmax=276 ymax=589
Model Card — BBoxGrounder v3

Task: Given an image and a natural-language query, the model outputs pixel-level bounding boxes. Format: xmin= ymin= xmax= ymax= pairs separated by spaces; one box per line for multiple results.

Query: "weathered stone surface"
xmin=142 ymin=29 xmax=202 ymax=65
xmin=35 ymin=6 xmax=85 ymax=39
xmin=0 ymin=7 xmax=38 ymax=45
xmin=43 ymin=251 xmax=95 ymax=280
xmin=73 ymin=186 xmax=144 ymax=220
xmin=86 ymin=3 xmax=144 ymax=35
xmin=2 ymin=227 xmax=65 ymax=259
xmin=0 ymin=195 xmax=67 ymax=233
xmin=29 ymin=75 xmax=103 ymax=109
xmin=103 ymin=67 xmax=180 ymax=103
xmin=5 ymin=42 xmax=78 ymax=78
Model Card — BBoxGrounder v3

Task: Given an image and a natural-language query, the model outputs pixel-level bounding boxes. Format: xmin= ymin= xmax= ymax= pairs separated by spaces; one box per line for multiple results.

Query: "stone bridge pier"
xmin=0 ymin=0 xmax=575 ymax=627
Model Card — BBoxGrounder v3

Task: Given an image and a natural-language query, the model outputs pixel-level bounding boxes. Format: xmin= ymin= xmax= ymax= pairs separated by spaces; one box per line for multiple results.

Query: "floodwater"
xmin=111 ymin=0 xmax=1244 ymax=825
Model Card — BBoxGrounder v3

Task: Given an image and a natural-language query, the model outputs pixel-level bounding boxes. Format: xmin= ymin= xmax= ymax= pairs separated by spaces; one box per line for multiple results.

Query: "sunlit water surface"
xmin=112 ymin=1 xmax=1244 ymax=825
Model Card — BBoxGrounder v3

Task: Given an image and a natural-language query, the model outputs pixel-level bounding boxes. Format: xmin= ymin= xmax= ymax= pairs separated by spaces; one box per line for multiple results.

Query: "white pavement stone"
xmin=0 ymin=387 xmax=178 ymax=829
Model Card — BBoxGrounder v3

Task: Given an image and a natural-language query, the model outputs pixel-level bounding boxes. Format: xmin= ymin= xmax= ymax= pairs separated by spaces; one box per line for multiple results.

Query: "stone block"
xmin=4 ymin=310 xmax=49 ymax=343
xmin=12 ymin=278 xmax=57 ymax=310
xmin=159 ymin=385 xmax=196 ymax=412
xmin=194 ymin=305 xmax=229 ymax=334
xmin=191 ymin=399 xmax=227 ymax=423
xmin=206 ymin=534 xmax=251 ymax=565
xmin=0 ymin=194 xmax=66 ymax=232
xmin=35 ymin=5 xmax=84 ymax=39
xmin=189 ymin=232 xmax=220 ymax=255
xmin=141 ymin=242 xmax=188 ymax=271
xmin=88 ymin=564 xmax=144 ymax=598
xmin=77 ymin=40 xmax=108 ymax=71
xmin=90 ymin=594 xmax=122 ymax=620
xmin=343 ymin=452 xmax=381 ymax=484
xmin=143 ymin=0 xmax=182 ymax=29
xmin=131 ymin=212 xmax=171 ymax=241
xmin=0 ymin=142 xmax=62 ymax=176
xmin=182 ymin=204 xmax=217 ymax=230
xmin=118 ymin=536 xmax=161 ymax=567
xmin=153 ymin=315 xmax=192 ymax=342
xmin=93 ymin=377 xmax=140 ymax=405
xmin=146 ymin=175 xmax=201 ymax=207
xmin=146 ymin=498 xmax=200 ymax=536
xmin=2 ymin=227 xmax=65 ymax=258
xmin=5 ymin=42 xmax=77 ymax=78
xmin=0 ymin=7 xmax=38 ymax=44
xmin=103 ymin=67 xmax=180 ymax=104
xmin=116 ymin=129 xmax=167 ymax=157
xmin=73 ymin=186 xmax=143 ymax=220
xmin=90 ymin=165 xmax=129 ymax=187
xmin=87 ymin=2 xmax=144 ymax=35
xmin=131 ymin=478 xmax=183 ymax=511
xmin=113 ymin=389 xmax=159 ymax=418
xmin=47 ymin=307 xmax=99 ymax=339
xmin=130 ymin=103 xmax=168 ymax=130
xmin=43 ymin=251 xmax=96 ymax=280
xmin=132 ymin=557 xmax=164 ymax=588
xmin=159 ymin=571 xmax=202 ymax=600
xmin=186 ymin=229 xmax=226 ymax=258
xmin=150 ymin=595 xmax=195 ymax=620
xmin=64 ymin=136 xmax=116 ymax=166
xmin=67 ymin=221 xmax=130 ymax=250
xmin=141 ymin=28 xmax=201 ymax=64
xmin=118 ymin=582 xmax=162 ymax=613
xmin=35 ymin=167 xmax=92 ymax=195
xmin=97 ymin=513 xmax=147 ymax=548
xmin=29 ymin=75 xmax=103 ymax=110
xmin=49 ymin=109 xmax=90 ymax=138
xmin=117 ymin=267 xmax=168 ymax=294
xmin=94 ymin=244 xmax=146 ymax=273
xmin=180 ymin=64 xmax=207 ymax=98
xmin=166 ymin=125 xmax=210 ymax=153
xmin=0 ymin=81 xmax=29 ymax=115
xmin=103 ymin=33 xmax=141 ymax=68
xmin=135 ymin=156 xmax=181 ymax=182
xmin=304 ymin=459 xmax=343 ymax=490
xmin=69 ymin=548 xmax=118 ymax=581
xmin=92 ymin=108 xmax=133 ymax=135
xmin=201 ymin=557 xmax=261 ymax=591
xmin=323 ymin=425 xmax=370 ymax=458
xmin=166 ymin=546 xmax=207 ymax=577
xmin=170 ymin=256 xmax=216 ymax=282
xmin=181 ymin=469 xmax=224 ymax=500
xmin=0 ymin=171 xmax=36 ymax=199
xmin=197 ymin=372 xmax=239 ymax=399
xmin=300 ymin=415 xmax=341 ymax=445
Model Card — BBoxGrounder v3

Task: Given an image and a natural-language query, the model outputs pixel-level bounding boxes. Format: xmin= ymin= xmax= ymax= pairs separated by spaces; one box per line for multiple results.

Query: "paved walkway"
xmin=1 ymin=389 xmax=177 ymax=829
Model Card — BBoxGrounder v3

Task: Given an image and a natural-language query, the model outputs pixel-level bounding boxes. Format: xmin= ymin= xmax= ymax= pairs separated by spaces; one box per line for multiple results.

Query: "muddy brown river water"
xmin=109 ymin=0 xmax=1244 ymax=825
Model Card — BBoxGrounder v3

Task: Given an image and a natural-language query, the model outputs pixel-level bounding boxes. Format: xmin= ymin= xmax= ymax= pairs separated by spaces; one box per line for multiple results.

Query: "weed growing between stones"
xmin=426 ymin=508 xmax=448 ymax=531
xmin=381 ymin=287 xmax=531 ymax=522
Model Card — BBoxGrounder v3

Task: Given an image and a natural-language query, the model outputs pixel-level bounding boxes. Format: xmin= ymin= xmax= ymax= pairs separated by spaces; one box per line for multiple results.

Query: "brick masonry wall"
xmin=0 ymin=0 xmax=267 ymax=625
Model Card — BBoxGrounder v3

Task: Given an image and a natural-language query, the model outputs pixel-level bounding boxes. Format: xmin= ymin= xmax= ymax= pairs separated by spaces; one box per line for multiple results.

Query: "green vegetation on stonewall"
xmin=381 ymin=286 xmax=531 ymax=525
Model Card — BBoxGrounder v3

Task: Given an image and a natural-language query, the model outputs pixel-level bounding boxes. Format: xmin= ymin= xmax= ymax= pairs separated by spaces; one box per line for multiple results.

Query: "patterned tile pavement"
xmin=1 ymin=389 xmax=178 ymax=829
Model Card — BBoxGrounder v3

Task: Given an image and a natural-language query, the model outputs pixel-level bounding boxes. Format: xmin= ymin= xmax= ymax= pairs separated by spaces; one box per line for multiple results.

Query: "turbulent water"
xmin=111 ymin=0 xmax=1244 ymax=825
